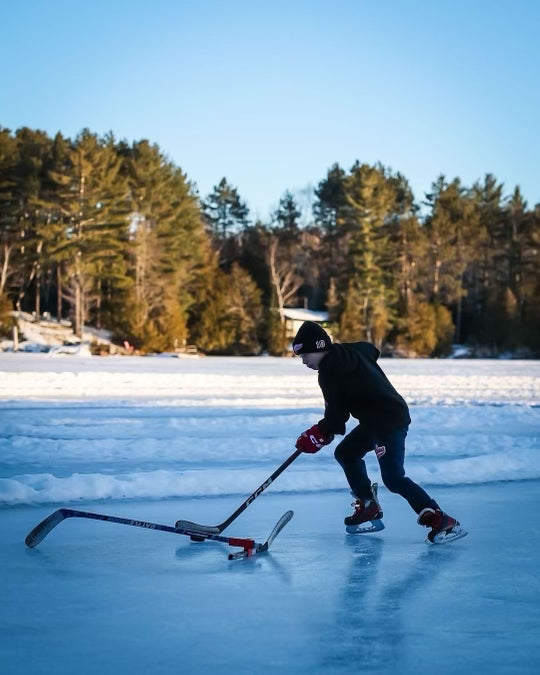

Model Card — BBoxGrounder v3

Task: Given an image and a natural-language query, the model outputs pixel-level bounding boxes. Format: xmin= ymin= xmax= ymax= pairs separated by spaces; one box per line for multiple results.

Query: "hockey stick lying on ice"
xmin=25 ymin=508 xmax=293 ymax=560
xmin=227 ymin=510 xmax=293 ymax=560
xmin=175 ymin=449 xmax=302 ymax=535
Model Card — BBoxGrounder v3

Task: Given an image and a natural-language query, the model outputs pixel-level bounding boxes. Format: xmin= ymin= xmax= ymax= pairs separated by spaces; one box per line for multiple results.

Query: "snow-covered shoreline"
xmin=1 ymin=354 xmax=539 ymax=505
xmin=1 ymin=352 xmax=539 ymax=405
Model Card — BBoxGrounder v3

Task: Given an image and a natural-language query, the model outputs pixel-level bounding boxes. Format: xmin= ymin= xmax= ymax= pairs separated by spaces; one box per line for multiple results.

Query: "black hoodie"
xmin=316 ymin=342 xmax=411 ymax=436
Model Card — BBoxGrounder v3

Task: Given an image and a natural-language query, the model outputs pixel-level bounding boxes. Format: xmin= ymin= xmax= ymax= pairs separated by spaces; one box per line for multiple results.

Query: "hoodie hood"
xmin=326 ymin=342 xmax=380 ymax=374
xmin=316 ymin=341 xmax=410 ymax=435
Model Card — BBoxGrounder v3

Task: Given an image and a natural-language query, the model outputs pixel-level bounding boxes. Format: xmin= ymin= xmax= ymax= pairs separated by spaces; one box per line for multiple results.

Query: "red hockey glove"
xmin=296 ymin=424 xmax=333 ymax=454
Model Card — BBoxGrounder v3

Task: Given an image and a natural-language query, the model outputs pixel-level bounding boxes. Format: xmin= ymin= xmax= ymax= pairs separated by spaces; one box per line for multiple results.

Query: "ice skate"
xmin=345 ymin=483 xmax=385 ymax=534
xmin=417 ymin=507 xmax=468 ymax=544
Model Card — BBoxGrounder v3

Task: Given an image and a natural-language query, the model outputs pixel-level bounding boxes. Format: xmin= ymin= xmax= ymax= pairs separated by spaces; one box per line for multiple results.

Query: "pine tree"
xmin=338 ymin=163 xmax=397 ymax=347
xmin=467 ymin=174 xmax=505 ymax=350
xmin=122 ymin=140 xmax=208 ymax=351
xmin=419 ymin=175 xmax=482 ymax=344
xmin=313 ymin=164 xmax=349 ymax=311
xmin=235 ymin=221 xmax=272 ymax=304
xmin=0 ymin=289 xmax=12 ymax=337
xmin=191 ymin=260 xmax=262 ymax=355
xmin=0 ymin=127 xmax=19 ymax=297
xmin=38 ymin=132 xmax=72 ymax=321
xmin=202 ymin=178 xmax=250 ymax=267
xmin=491 ymin=187 xmax=529 ymax=348
xmin=0 ymin=127 xmax=54 ymax=315
xmin=47 ymin=129 xmax=130 ymax=337
xmin=520 ymin=203 xmax=540 ymax=352
xmin=273 ymin=190 xmax=301 ymax=236
xmin=313 ymin=163 xmax=347 ymax=235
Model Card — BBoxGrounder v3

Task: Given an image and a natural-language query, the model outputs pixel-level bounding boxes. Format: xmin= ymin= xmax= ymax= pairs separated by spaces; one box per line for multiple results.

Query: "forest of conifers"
xmin=1 ymin=126 xmax=539 ymax=356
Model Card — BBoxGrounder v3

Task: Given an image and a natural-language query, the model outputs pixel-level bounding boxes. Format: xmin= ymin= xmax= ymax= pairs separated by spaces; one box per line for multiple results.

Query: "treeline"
xmin=1 ymin=126 xmax=539 ymax=356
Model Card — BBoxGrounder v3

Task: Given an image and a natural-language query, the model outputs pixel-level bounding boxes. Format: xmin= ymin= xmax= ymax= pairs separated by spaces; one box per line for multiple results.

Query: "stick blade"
xmin=25 ymin=509 xmax=69 ymax=548
xmin=227 ymin=511 xmax=294 ymax=561
xmin=265 ymin=510 xmax=294 ymax=549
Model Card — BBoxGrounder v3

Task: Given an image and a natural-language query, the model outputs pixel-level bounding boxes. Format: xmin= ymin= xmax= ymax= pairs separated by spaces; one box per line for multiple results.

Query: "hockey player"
xmin=293 ymin=320 xmax=465 ymax=544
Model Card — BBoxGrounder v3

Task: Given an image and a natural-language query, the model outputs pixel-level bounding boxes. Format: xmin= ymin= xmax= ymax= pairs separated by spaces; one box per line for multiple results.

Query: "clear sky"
xmin=1 ymin=0 xmax=539 ymax=220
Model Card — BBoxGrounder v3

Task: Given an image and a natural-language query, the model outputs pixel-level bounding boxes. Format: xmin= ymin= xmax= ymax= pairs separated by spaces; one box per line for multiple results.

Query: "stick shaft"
xmin=25 ymin=508 xmax=256 ymax=549
xmin=217 ymin=449 xmax=302 ymax=531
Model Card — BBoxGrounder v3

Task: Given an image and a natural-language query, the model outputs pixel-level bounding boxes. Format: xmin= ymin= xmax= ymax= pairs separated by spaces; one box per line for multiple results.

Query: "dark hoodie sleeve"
xmin=317 ymin=361 xmax=350 ymax=436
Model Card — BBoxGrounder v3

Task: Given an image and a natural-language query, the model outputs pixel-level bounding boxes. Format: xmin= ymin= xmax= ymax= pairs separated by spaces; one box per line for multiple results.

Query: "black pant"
xmin=334 ymin=425 xmax=438 ymax=514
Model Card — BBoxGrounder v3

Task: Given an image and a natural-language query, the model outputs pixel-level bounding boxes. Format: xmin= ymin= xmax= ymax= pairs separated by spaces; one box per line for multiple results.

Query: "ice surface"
xmin=1 ymin=354 xmax=539 ymax=674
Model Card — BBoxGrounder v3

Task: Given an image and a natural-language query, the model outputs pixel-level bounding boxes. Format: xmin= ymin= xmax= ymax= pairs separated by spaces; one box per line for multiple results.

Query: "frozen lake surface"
xmin=1 ymin=353 xmax=540 ymax=674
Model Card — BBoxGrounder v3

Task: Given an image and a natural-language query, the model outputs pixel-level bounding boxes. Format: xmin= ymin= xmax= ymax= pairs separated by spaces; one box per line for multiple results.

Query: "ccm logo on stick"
xmin=246 ymin=478 xmax=272 ymax=505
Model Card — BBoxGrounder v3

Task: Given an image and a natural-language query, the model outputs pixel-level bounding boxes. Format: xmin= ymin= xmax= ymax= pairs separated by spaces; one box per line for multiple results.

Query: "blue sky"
xmin=1 ymin=0 xmax=539 ymax=220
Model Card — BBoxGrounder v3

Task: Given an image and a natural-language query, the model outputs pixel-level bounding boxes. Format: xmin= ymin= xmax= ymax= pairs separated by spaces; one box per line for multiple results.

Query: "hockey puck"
xmin=190 ymin=534 xmax=206 ymax=542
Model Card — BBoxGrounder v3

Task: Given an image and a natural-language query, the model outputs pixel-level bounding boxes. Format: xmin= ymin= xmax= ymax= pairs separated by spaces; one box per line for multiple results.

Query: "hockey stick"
xmin=228 ymin=510 xmax=293 ymax=560
xmin=175 ymin=448 xmax=302 ymax=534
xmin=24 ymin=508 xmax=259 ymax=554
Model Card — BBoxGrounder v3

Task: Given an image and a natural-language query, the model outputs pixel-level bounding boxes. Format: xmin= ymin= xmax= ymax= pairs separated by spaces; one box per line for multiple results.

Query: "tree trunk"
xmin=57 ymin=265 xmax=62 ymax=320
xmin=0 ymin=244 xmax=11 ymax=294
xmin=35 ymin=269 xmax=41 ymax=318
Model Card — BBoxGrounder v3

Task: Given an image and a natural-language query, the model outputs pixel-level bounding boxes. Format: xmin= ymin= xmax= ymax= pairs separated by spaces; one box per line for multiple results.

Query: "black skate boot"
xmin=345 ymin=483 xmax=384 ymax=534
xmin=417 ymin=507 xmax=467 ymax=544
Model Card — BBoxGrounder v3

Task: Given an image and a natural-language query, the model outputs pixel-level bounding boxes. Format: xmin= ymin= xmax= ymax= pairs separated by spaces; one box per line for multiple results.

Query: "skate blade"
xmin=427 ymin=525 xmax=468 ymax=545
xmin=346 ymin=519 xmax=385 ymax=534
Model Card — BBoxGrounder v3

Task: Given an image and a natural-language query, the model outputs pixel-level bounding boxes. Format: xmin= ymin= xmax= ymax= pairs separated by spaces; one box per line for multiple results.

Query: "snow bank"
xmin=1 ymin=353 xmax=539 ymax=405
xmin=0 ymin=354 xmax=539 ymax=505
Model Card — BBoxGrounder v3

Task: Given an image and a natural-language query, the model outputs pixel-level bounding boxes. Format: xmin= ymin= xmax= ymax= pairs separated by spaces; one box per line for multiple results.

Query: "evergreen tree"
xmin=192 ymin=260 xmax=262 ymax=355
xmin=313 ymin=164 xmax=349 ymax=312
xmin=235 ymin=220 xmax=272 ymax=305
xmin=38 ymin=132 xmax=72 ymax=321
xmin=273 ymin=190 xmax=301 ymax=235
xmin=0 ymin=127 xmax=54 ymax=314
xmin=377 ymin=171 xmax=427 ymax=352
xmin=490 ymin=187 xmax=529 ymax=348
xmin=122 ymin=139 xmax=207 ymax=351
xmin=402 ymin=301 xmax=454 ymax=357
xmin=14 ymin=128 xmax=55 ymax=314
xmin=0 ymin=127 xmax=19 ymax=297
xmin=2 ymin=123 xmax=539 ymax=357
xmin=202 ymin=178 xmax=249 ymax=266
xmin=520 ymin=203 xmax=540 ymax=352
xmin=467 ymin=174 xmax=505 ymax=349
xmin=338 ymin=163 xmax=397 ymax=347
xmin=47 ymin=129 xmax=130 ymax=337
xmin=313 ymin=163 xmax=347 ymax=234
xmin=0 ymin=290 xmax=13 ymax=337
xmin=419 ymin=175 xmax=482 ymax=344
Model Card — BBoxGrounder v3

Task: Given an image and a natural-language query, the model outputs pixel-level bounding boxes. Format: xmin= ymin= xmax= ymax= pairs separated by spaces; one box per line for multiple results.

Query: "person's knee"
xmin=334 ymin=439 xmax=358 ymax=465
xmin=381 ymin=470 xmax=406 ymax=493
xmin=335 ymin=432 xmax=372 ymax=465
xmin=334 ymin=442 xmax=346 ymax=464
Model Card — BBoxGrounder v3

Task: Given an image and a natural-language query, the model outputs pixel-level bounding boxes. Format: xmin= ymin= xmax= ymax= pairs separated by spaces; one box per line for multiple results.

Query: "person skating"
xmin=293 ymin=320 xmax=466 ymax=544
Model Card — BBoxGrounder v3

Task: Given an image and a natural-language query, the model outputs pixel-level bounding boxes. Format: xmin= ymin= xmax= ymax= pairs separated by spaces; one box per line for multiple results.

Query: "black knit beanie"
xmin=292 ymin=321 xmax=332 ymax=355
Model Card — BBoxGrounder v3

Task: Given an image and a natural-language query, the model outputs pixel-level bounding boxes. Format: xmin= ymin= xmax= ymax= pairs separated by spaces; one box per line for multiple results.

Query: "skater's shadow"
xmin=319 ymin=535 xmax=462 ymax=672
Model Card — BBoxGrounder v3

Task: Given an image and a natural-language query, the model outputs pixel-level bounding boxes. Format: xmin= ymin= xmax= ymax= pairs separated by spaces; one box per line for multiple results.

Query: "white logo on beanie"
xmin=316 ymin=339 xmax=325 ymax=349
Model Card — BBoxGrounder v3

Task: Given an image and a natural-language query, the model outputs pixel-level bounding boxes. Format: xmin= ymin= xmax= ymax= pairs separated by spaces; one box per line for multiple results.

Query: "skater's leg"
xmin=376 ymin=427 xmax=439 ymax=514
xmin=334 ymin=426 xmax=375 ymax=500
